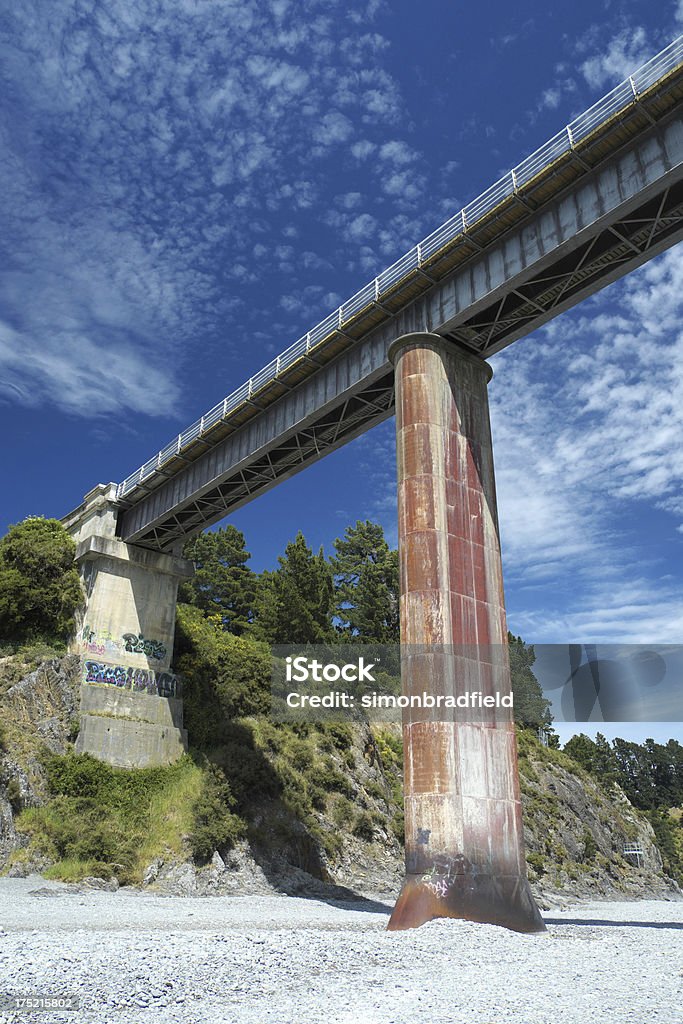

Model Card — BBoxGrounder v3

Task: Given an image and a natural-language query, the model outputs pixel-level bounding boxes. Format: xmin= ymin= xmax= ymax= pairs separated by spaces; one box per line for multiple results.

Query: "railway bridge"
xmin=63 ymin=38 xmax=683 ymax=933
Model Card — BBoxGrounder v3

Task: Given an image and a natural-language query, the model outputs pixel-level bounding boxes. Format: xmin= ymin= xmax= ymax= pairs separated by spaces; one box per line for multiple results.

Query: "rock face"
xmin=519 ymin=741 xmax=677 ymax=905
xmin=0 ymin=656 xmax=81 ymax=870
xmin=144 ymin=721 xmax=405 ymax=899
xmin=144 ymin=728 xmax=680 ymax=905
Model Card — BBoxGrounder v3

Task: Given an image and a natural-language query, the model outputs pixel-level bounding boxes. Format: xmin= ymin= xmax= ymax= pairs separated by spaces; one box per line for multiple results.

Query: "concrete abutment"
xmin=62 ymin=484 xmax=193 ymax=769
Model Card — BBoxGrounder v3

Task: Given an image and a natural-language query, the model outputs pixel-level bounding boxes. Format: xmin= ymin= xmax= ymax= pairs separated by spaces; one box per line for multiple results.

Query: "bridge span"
xmin=103 ymin=37 xmax=683 ymax=552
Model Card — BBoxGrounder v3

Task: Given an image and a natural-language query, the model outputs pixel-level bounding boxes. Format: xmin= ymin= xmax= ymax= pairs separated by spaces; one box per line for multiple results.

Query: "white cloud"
xmin=377 ymin=140 xmax=418 ymax=165
xmin=351 ymin=140 xmax=376 ymax=160
xmin=381 ymin=169 xmax=423 ymax=201
xmin=539 ymin=87 xmax=561 ymax=110
xmin=486 ymin=245 xmax=683 ymax=640
xmin=0 ymin=317 xmax=179 ymax=418
xmin=334 ymin=192 xmax=363 ymax=210
xmin=580 ymin=27 xmax=651 ymax=88
xmin=312 ymin=111 xmax=354 ymax=145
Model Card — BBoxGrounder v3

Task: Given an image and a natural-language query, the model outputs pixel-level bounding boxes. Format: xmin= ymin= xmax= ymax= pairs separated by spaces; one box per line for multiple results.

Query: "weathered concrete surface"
xmin=388 ymin=332 xmax=544 ymax=934
xmin=78 ymin=683 xmax=185 ymax=729
xmin=65 ymin=484 xmax=193 ymax=675
xmin=75 ymin=715 xmax=186 ymax=770
xmin=62 ymin=485 xmax=192 ymax=768
xmin=76 ymin=677 xmax=188 ymax=772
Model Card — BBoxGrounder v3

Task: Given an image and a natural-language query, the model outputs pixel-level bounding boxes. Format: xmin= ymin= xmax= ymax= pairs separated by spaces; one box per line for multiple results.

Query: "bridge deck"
xmin=100 ymin=39 xmax=683 ymax=551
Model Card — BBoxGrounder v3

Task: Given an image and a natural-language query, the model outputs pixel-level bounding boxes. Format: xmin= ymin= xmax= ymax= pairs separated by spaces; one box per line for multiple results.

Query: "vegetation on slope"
xmin=12 ymin=751 xmax=246 ymax=882
xmin=0 ymin=514 xmax=680 ymax=893
xmin=564 ymin=731 xmax=683 ymax=884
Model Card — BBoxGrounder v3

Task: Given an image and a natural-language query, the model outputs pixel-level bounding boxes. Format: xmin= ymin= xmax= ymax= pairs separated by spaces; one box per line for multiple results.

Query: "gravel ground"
xmin=0 ymin=877 xmax=681 ymax=1024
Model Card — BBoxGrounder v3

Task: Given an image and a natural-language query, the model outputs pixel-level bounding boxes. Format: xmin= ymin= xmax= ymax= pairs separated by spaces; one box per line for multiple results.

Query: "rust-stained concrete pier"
xmin=387 ymin=333 xmax=544 ymax=932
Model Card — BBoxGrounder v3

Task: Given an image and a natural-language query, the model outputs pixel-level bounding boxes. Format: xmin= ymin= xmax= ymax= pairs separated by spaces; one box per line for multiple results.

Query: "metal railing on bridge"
xmin=117 ymin=35 xmax=683 ymax=502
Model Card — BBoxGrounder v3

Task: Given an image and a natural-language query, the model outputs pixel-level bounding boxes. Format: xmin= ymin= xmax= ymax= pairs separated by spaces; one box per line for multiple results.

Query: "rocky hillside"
xmin=0 ymin=653 xmax=679 ymax=905
xmin=516 ymin=730 xmax=677 ymax=907
xmin=0 ymin=655 xmax=80 ymax=868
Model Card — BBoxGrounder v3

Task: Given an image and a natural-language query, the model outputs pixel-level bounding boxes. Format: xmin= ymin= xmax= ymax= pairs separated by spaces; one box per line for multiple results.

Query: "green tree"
xmin=645 ymin=808 xmax=683 ymax=885
xmin=0 ymin=517 xmax=83 ymax=647
xmin=665 ymin=739 xmax=683 ymax=806
xmin=612 ymin=738 xmax=658 ymax=809
xmin=252 ymin=532 xmax=334 ymax=645
xmin=564 ymin=732 xmax=618 ymax=782
xmin=174 ymin=603 xmax=273 ymax=745
xmin=180 ymin=525 xmax=255 ymax=634
xmin=331 ymin=520 xmax=399 ymax=642
xmin=507 ymin=634 xmax=553 ymax=730
xmin=644 ymin=738 xmax=679 ymax=807
xmin=563 ymin=732 xmax=599 ymax=772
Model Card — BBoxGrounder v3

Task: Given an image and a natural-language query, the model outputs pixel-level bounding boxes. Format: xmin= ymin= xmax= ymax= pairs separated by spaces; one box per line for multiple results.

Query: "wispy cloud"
xmin=0 ymin=0 xmax=431 ymax=420
xmin=580 ymin=26 xmax=652 ymax=89
xmin=489 ymin=245 xmax=683 ymax=641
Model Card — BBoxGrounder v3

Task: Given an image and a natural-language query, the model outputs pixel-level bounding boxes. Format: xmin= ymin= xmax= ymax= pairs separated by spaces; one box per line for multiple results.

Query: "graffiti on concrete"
xmin=80 ymin=625 xmax=167 ymax=662
xmin=122 ymin=632 xmax=167 ymax=661
xmin=83 ymin=660 xmax=178 ymax=698
xmin=80 ymin=624 xmax=123 ymax=658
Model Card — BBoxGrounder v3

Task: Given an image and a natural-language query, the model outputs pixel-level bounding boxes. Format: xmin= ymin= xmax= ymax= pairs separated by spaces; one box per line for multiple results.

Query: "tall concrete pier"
xmin=387 ymin=333 xmax=544 ymax=933
xmin=62 ymin=485 xmax=192 ymax=768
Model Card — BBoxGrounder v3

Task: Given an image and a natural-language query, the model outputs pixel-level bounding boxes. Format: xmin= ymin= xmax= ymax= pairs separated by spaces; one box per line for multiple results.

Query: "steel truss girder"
xmin=448 ymin=181 xmax=683 ymax=353
xmin=126 ymin=177 xmax=683 ymax=551
xmin=137 ymin=373 xmax=396 ymax=549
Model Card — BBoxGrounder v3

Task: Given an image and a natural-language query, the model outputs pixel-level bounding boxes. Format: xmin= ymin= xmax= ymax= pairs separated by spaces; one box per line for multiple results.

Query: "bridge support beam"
xmin=62 ymin=484 xmax=193 ymax=769
xmin=387 ymin=333 xmax=544 ymax=933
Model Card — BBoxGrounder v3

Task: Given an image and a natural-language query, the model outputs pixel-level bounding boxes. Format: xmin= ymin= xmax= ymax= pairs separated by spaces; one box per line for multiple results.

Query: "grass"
xmin=8 ymin=752 xmax=244 ymax=883
xmin=43 ymin=859 xmax=110 ymax=882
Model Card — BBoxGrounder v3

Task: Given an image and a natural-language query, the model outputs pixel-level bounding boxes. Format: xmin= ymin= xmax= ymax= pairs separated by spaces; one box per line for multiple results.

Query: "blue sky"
xmin=1 ymin=2 xmax=682 ymax=740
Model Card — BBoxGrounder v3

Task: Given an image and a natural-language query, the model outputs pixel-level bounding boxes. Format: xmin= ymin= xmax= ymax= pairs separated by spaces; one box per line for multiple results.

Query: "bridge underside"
xmin=449 ymin=179 xmax=683 ymax=352
xmin=119 ymin=169 xmax=683 ymax=552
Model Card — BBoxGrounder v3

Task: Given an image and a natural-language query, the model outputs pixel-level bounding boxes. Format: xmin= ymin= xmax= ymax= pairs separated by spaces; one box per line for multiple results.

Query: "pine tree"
xmin=331 ymin=520 xmax=399 ymax=642
xmin=507 ymin=633 xmax=553 ymax=730
xmin=253 ymin=532 xmax=334 ymax=645
xmin=180 ymin=526 xmax=255 ymax=634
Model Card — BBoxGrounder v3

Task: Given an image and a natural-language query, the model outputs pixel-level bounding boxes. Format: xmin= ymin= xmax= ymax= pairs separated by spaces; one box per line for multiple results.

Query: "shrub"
xmin=321 ymin=722 xmax=354 ymax=751
xmin=13 ymin=753 xmax=208 ymax=883
xmin=527 ymin=851 xmax=545 ymax=874
xmin=188 ymin=761 xmax=245 ymax=863
xmin=581 ymin=828 xmax=598 ymax=862
xmin=331 ymin=796 xmax=355 ymax=828
xmin=390 ymin=808 xmax=405 ymax=845
xmin=352 ymin=810 xmax=376 ymax=841
xmin=6 ymin=778 xmax=22 ymax=811
xmin=174 ymin=604 xmax=273 ymax=745
xmin=316 ymin=759 xmax=354 ymax=798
